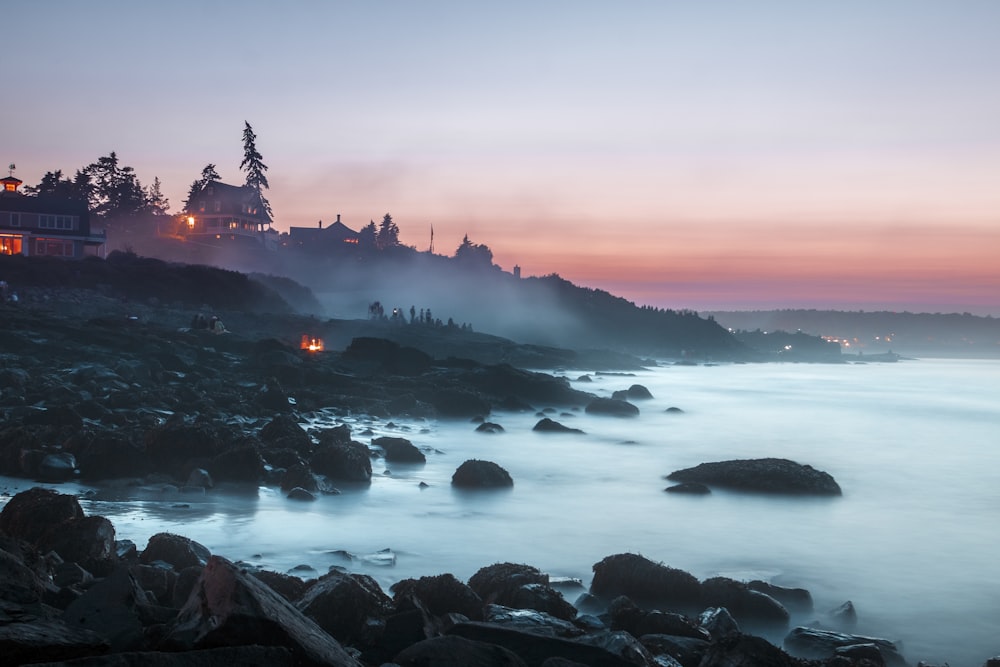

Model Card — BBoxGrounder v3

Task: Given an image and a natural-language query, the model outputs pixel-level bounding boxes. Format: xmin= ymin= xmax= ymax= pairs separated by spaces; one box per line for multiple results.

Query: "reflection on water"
xmin=1 ymin=359 xmax=998 ymax=666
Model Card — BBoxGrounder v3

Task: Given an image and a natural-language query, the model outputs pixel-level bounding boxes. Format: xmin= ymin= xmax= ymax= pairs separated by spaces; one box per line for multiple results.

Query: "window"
xmin=34 ymin=238 xmax=74 ymax=257
xmin=214 ymin=201 xmax=222 ymax=212
xmin=38 ymin=215 xmax=77 ymax=230
xmin=0 ymin=235 xmax=22 ymax=255
xmin=199 ymin=202 xmax=205 ymax=212
xmin=9 ymin=213 xmax=20 ymax=227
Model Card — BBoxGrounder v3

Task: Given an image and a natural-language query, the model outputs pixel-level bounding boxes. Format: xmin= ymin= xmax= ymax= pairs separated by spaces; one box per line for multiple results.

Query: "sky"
xmin=5 ymin=1 xmax=1000 ymax=315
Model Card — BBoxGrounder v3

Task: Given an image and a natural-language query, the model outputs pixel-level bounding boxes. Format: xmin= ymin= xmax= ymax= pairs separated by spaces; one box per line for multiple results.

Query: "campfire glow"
xmin=300 ymin=334 xmax=324 ymax=352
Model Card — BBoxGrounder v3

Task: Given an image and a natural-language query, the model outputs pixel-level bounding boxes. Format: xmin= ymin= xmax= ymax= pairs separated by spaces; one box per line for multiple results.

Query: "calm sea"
xmin=2 ymin=358 xmax=998 ymax=665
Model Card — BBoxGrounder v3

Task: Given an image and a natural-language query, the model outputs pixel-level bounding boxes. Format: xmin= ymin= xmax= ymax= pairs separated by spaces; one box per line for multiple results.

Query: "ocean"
xmin=2 ymin=358 xmax=998 ymax=665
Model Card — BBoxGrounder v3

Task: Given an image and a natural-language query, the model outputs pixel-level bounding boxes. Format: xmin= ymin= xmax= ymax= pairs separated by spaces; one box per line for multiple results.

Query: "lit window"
xmin=0 ymin=235 xmax=23 ymax=255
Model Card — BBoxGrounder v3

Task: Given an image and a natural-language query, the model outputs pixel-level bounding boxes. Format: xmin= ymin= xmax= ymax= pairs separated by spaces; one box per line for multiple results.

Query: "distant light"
xmin=187 ymin=216 xmax=195 ymax=228
xmin=784 ymin=345 xmax=792 ymax=350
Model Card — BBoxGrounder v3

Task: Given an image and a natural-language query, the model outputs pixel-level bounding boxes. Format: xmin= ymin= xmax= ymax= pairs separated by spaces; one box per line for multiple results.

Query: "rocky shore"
xmin=1 ymin=286 xmax=996 ymax=666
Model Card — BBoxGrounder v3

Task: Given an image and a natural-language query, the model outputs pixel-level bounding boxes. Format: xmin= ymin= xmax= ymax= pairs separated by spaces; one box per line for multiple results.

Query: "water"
xmin=2 ymin=359 xmax=998 ymax=665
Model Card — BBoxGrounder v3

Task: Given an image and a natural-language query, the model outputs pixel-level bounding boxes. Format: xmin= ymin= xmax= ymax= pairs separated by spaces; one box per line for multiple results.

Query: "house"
xmin=0 ymin=171 xmax=106 ymax=258
xmin=287 ymin=214 xmax=360 ymax=254
xmin=180 ymin=180 xmax=279 ymax=251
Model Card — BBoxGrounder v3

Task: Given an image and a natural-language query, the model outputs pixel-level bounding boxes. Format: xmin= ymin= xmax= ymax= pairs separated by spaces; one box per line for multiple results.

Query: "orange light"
xmin=300 ymin=334 xmax=324 ymax=352
xmin=187 ymin=216 xmax=195 ymax=228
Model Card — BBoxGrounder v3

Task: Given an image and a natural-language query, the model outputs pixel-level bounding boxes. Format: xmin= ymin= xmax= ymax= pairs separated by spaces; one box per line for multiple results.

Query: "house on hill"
xmin=0 ymin=171 xmax=106 ymax=258
xmin=287 ymin=214 xmax=360 ymax=254
xmin=179 ymin=180 xmax=279 ymax=251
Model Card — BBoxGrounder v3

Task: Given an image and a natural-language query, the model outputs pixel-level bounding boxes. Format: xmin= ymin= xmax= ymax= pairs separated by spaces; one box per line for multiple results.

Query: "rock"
xmin=0 ymin=618 xmax=110 ymax=665
xmin=258 ymin=414 xmax=312 ymax=453
xmin=700 ymin=576 xmax=790 ymax=630
xmin=0 ymin=487 xmax=84 ymax=547
xmin=73 ymin=433 xmax=151 ymax=481
xmin=286 ymin=487 xmax=316 ymax=501
xmin=585 ymin=398 xmax=639 ymax=417
xmin=296 ymin=570 xmax=393 ymax=648
xmin=38 ymin=451 xmax=78 ymax=481
xmin=209 ymin=441 xmax=265 ymax=483
xmin=697 ymin=606 xmax=740 ymax=639
xmin=44 ymin=515 xmax=117 ymax=576
xmin=251 ymin=570 xmax=309 ymax=604
xmin=143 ymin=422 xmax=230 ymax=479
xmin=608 ymin=597 xmax=709 ymax=642
xmin=664 ymin=483 xmax=710 ymax=495
xmin=373 ymin=436 xmax=426 ymax=464
xmin=700 ymin=634 xmax=805 ymax=667
xmin=664 ymin=407 xmax=685 ymax=414
xmin=140 ymin=533 xmax=211 ymax=571
xmin=448 ymin=622 xmax=646 ymax=667
xmin=28 ymin=646 xmax=299 ymax=666
xmin=533 ymin=418 xmax=584 ymax=434
xmin=783 ymin=626 xmax=907 ymax=666
xmin=666 ymin=458 xmax=842 ymax=495
xmin=257 ymin=380 xmax=293 ymax=412
xmin=391 ymin=572 xmax=485 ymax=621
xmin=476 ymin=422 xmax=505 ymax=434
xmin=185 ymin=468 xmax=214 ymax=489
xmin=459 ymin=364 xmax=594 ymax=407
xmin=310 ymin=441 xmax=372 ymax=483
xmin=0 ymin=538 xmax=50 ymax=604
xmin=162 ymin=555 xmax=361 ymax=667
xmin=746 ymin=580 xmax=813 ymax=614
xmin=637 ymin=634 xmax=710 ymax=667
xmin=827 ymin=599 xmax=858 ymax=630
xmin=394 ymin=633 xmax=529 ymax=667
xmin=485 ymin=604 xmax=583 ymax=638
xmin=280 ymin=463 xmax=319 ymax=492
xmin=342 ymin=337 xmax=432 ymax=375
xmin=452 ymin=459 xmax=514 ymax=488
xmin=62 ymin=566 xmax=151 ymax=652
xmin=590 ymin=553 xmax=702 ymax=611
xmin=431 ymin=388 xmax=491 ymax=419
xmin=469 ymin=563 xmax=548 ymax=604
xmin=625 ymin=384 xmax=653 ymax=399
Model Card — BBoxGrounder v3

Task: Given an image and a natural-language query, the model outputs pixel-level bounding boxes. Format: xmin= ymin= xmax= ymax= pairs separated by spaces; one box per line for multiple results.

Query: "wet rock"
xmin=280 ymin=463 xmax=319 ymax=492
xmin=783 ymin=626 xmax=907 ymax=666
xmin=162 ymin=555 xmax=361 ymax=666
xmin=476 ymin=422 xmax=505 ymax=434
xmin=29 ymin=646 xmax=299 ymax=666
xmin=0 ymin=538 xmax=50 ymax=604
xmin=459 ymin=364 xmax=593 ymax=407
xmin=637 ymin=634 xmax=710 ymax=667
xmin=62 ymin=566 xmax=151 ymax=652
xmin=666 ymin=458 xmax=842 ymax=495
xmin=296 ymin=570 xmax=393 ymax=648
xmin=185 ymin=468 xmax=213 ymax=489
xmin=258 ymin=414 xmax=312 ymax=453
xmin=827 ymin=599 xmax=858 ymax=630
xmin=0 ymin=487 xmax=84 ymax=547
xmin=0 ymin=618 xmax=110 ymax=665
xmin=590 ymin=553 xmax=702 ymax=611
xmin=45 ymin=515 xmax=117 ymax=576
xmin=251 ymin=570 xmax=309 ymax=604
xmin=664 ymin=407 xmax=685 ymax=414
xmin=38 ymin=451 xmax=78 ymax=481
xmin=257 ymin=379 xmax=293 ymax=412
xmin=310 ymin=440 xmax=372 ymax=482
xmin=143 ymin=421 xmax=230 ymax=480
xmin=392 ymin=572 xmax=485 ymax=621
xmin=697 ymin=607 xmax=740 ymax=640
xmin=746 ymin=580 xmax=814 ymax=614
xmin=343 ymin=337 xmax=432 ymax=376
xmin=470 ymin=563 xmax=547 ymax=605
xmin=608 ymin=597 xmax=709 ymax=642
xmin=395 ymin=633 xmax=528 ymax=667
xmin=700 ymin=576 xmax=789 ymax=630
xmin=139 ymin=533 xmax=211 ymax=571
xmin=448 ymin=622 xmax=644 ymax=667
xmin=286 ymin=487 xmax=316 ymax=501
xmin=452 ymin=459 xmax=513 ymax=488
xmin=73 ymin=433 xmax=151 ymax=481
xmin=374 ymin=436 xmax=426 ymax=464
xmin=485 ymin=604 xmax=583 ymax=638
xmin=585 ymin=398 xmax=639 ymax=417
xmin=208 ymin=441 xmax=265 ymax=482
xmin=533 ymin=418 xmax=584 ymax=434
xmin=701 ymin=633 xmax=805 ymax=667
xmin=664 ymin=483 xmax=710 ymax=494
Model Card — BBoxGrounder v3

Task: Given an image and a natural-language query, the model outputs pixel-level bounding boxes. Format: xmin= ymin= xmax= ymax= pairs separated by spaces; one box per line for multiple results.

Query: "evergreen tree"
xmin=376 ymin=213 xmax=400 ymax=250
xmin=183 ymin=164 xmax=221 ymax=211
xmin=145 ymin=177 xmax=170 ymax=215
xmin=23 ymin=169 xmax=89 ymax=204
xmin=358 ymin=220 xmax=377 ymax=250
xmin=240 ymin=121 xmax=272 ymax=220
xmin=454 ymin=234 xmax=494 ymax=266
xmin=82 ymin=152 xmax=148 ymax=223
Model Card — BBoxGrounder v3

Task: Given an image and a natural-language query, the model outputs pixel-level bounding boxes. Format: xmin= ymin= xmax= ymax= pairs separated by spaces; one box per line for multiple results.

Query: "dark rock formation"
xmin=700 ymin=576 xmax=790 ymax=630
xmin=664 ymin=482 xmax=710 ymax=494
xmin=666 ymin=458 xmax=842 ymax=495
xmin=784 ymin=626 xmax=907 ymax=665
xmin=0 ymin=487 xmax=84 ymax=547
xmin=394 ymin=633 xmax=529 ymax=667
xmin=476 ymin=422 xmax=506 ymax=434
xmin=431 ymin=388 xmax=492 ymax=419
xmin=452 ymin=459 xmax=514 ymax=488
xmin=533 ymin=418 xmax=585 ymax=434
xmin=373 ymin=436 xmax=426 ymax=464
xmin=584 ymin=398 xmax=639 ymax=417
xmin=448 ymin=622 xmax=647 ymax=667
xmin=310 ymin=440 xmax=372 ymax=482
xmin=747 ymin=580 xmax=814 ymax=614
xmin=296 ymin=570 xmax=393 ymax=648
xmin=590 ymin=553 xmax=702 ymax=611
xmin=392 ymin=572 xmax=486 ymax=621
xmin=139 ymin=533 xmax=211 ymax=571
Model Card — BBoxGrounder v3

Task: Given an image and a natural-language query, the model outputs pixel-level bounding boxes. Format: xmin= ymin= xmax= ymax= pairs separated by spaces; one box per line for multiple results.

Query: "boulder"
xmin=251 ymin=570 xmax=309 ymax=604
xmin=700 ymin=634 xmax=805 ymax=667
xmin=258 ymin=414 xmax=312 ymax=453
xmin=208 ymin=441 xmax=265 ymax=482
xmin=459 ymin=364 xmax=594 ymax=407
xmin=590 ymin=553 xmax=702 ymax=611
xmin=666 ymin=458 xmax=842 ymax=495
xmin=162 ymin=555 xmax=361 ymax=667
xmin=452 ymin=460 xmax=514 ymax=488
xmin=664 ymin=483 xmax=710 ymax=495
xmin=373 ymin=436 xmax=426 ymax=464
xmin=296 ymin=571 xmax=393 ymax=648
xmin=143 ymin=421 xmax=230 ymax=479
xmin=62 ymin=566 xmax=151 ymax=652
xmin=476 ymin=422 xmax=506 ymax=434
xmin=533 ymin=418 xmax=584 ymax=434
xmin=286 ymin=487 xmax=316 ymax=501
xmin=637 ymin=634 xmax=710 ymax=667
xmin=391 ymin=572 xmax=485 ymax=621
xmin=448 ymin=622 xmax=646 ymax=667
xmin=584 ymin=398 xmax=639 ymax=417
xmin=783 ymin=626 xmax=907 ymax=666
xmin=394 ymin=634 xmax=528 ymax=667
xmin=697 ymin=607 xmax=740 ymax=640
xmin=38 ymin=452 xmax=78 ymax=481
xmin=342 ymin=337 xmax=432 ymax=376
xmin=280 ymin=463 xmax=320 ymax=492
xmin=310 ymin=441 xmax=372 ymax=482
xmin=608 ymin=597 xmax=709 ymax=642
xmin=140 ymin=533 xmax=211 ymax=571
xmin=0 ymin=618 xmax=110 ymax=665
xmin=625 ymin=384 xmax=653 ymax=400
xmin=746 ymin=580 xmax=814 ymax=614
xmin=0 ymin=487 xmax=84 ymax=547
xmin=44 ymin=515 xmax=117 ymax=576
xmin=0 ymin=539 xmax=50 ymax=604
xmin=700 ymin=576 xmax=790 ymax=630
xmin=470 ymin=563 xmax=548 ymax=605
xmin=73 ymin=432 xmax=151 ymax=481
xmin=28 ymin=646 xmax=299 ymax=666
xmin=485 ymin=604 xmax=583 ymax=638
xmin=827 ymin=599 xmax=858 ymax=630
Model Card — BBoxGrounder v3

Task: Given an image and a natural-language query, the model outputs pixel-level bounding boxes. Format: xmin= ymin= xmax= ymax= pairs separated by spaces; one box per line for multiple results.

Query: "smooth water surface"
xmin=2 ymin=359 xmax=998 ymax=665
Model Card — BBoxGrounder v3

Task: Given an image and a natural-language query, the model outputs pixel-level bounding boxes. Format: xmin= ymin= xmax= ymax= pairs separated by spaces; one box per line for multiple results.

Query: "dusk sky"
xmin=6 ymin=2 xmax=999 ymax=315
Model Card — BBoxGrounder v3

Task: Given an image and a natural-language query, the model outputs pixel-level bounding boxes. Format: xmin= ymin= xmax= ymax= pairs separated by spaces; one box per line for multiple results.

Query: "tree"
xmin=454 ymin=234 xmax=494 ymax=266
xmin=358 ymin=221 xmax=377 ymax=250
xmin=376 ymin=213 xmax=400 ymax=250
xmin=240 ymin=121 xmax=272 ymax=220
xmin=23 ymin=169 xmax=89 ymax=204
xmin=81 ymin=152 xmax=148 ymax=223
xmin=183 ymin=164 xmax=221 ymax=211
xmin=145 ymin=177 xmax=170 ymax=215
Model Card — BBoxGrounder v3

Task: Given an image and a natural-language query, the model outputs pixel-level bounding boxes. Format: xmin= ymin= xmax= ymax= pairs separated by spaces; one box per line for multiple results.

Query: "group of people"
xmin=190 ymin=312 xmax=226 ymax=334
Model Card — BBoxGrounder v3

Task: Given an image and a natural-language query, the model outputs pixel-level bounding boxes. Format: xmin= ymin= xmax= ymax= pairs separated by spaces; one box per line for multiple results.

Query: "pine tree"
xmin=240 ymin=121 xmax=272 ymax=220
xmin=183 ymin=164 xmax=221 ymax=212
xmin=376 ymin=213 xmax=400 ymax=250
xmin=145 ymin=177 xmax=170 ymax=215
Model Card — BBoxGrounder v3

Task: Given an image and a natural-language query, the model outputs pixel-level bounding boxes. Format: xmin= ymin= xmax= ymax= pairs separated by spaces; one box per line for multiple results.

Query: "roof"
xmin=0 ymin=192 xmax=89 ymax=215
xmin=188 ymin=180 xmax=272 ymax=223
xmin=288 ymin=219 xmax=360 ymax=243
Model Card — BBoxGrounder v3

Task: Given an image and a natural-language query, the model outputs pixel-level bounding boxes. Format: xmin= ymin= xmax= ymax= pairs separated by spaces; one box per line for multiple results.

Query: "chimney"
xmin=318 ymin=220 xmax=322 ymax=229
xmin=336 ymin=214 xmax=341 ymax=224
xmin=514 ymin=265 xmax=521 ymax=279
